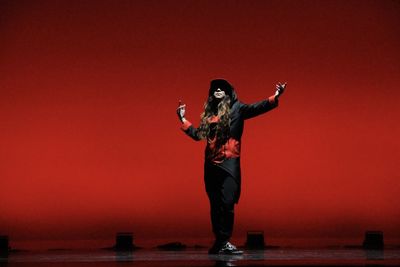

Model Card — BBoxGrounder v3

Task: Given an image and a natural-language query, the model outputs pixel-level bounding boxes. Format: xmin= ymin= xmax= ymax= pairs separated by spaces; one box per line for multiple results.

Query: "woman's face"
xmin=213 ymin=88 xmax=226 ymax=99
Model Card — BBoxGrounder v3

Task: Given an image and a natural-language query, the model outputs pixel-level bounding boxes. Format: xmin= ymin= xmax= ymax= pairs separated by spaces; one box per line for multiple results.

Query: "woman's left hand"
xmin=275 ymin=82 xmax=287 ymax=98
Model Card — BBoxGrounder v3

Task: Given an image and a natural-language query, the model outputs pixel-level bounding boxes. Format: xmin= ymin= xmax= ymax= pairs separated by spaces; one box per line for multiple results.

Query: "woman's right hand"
xmin=177 ymin=100 xmax=186 ymax=122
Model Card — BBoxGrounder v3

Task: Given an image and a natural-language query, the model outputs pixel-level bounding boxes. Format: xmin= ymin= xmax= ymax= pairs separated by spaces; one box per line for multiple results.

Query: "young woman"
xmin=177 ymin=79 xmax=286 ymax=254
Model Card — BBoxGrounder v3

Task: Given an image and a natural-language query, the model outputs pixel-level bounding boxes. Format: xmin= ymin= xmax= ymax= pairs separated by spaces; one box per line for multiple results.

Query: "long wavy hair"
xmin=197 ymin=95 xmax=231 ymax=147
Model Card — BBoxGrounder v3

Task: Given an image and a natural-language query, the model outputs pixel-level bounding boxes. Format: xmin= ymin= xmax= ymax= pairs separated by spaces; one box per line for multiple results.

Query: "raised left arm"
xmin=240 ymin=82 xmax=286 ymax=120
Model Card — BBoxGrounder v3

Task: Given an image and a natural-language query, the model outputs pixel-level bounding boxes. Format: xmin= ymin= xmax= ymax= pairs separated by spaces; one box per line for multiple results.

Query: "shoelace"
xmin=225 ymin=242 xmax=237 ymax=250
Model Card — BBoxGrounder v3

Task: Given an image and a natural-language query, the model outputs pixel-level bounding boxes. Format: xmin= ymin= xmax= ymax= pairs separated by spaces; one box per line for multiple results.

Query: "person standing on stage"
xmin=177 ymin=78 xmax=286 ymax=254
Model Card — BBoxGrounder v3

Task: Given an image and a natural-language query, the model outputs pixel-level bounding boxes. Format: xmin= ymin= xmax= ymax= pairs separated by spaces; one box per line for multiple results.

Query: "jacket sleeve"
xmin=240 ymin=95 xmax=279 ymax=120
xmin=180 ymin=120 xmax=201 ymax=141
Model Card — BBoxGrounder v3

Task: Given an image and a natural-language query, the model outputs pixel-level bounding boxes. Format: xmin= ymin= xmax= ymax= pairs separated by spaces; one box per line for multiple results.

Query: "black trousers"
xmin=204 ymin=163 xmax=239 ymax=244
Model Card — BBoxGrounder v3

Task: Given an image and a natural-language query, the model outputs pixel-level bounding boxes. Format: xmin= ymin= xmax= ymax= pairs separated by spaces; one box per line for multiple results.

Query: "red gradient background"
xmin=1 ymin=0 xmax=399 ymax=245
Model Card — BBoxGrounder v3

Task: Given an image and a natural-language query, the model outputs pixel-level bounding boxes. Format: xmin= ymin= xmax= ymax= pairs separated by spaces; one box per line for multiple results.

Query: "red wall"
xmin=1 ymin=0 xmax=399 ymax=243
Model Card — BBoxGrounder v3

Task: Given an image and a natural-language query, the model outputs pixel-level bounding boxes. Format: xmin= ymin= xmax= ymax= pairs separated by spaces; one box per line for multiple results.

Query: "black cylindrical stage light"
xmin=245 ymin=231 xmax=265 ymax=249
xmin=115 ymin=232 xmax=134 ymax=251
xmin=0 ymin=235 xmax=9 ymax=253
xmin=362 ymin=231 xmax=384 ymax=250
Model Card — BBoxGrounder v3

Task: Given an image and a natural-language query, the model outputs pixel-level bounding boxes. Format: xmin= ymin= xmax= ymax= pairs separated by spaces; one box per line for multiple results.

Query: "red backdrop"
xmin=1 ymin=0 xmax=399 ymax=245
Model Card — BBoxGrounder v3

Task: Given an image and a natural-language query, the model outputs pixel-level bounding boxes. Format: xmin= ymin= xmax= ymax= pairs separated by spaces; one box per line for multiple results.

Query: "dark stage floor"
xmin=1 ymin=248 xmax=400 ymax=267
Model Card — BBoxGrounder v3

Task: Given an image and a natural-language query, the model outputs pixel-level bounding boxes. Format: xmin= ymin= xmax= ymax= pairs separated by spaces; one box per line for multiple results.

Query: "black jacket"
xmin=181 ymin=89 xmax=278 ymax=186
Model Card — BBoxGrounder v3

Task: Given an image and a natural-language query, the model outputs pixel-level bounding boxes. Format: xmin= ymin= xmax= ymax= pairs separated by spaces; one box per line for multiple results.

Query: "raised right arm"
xmin=177 ymin=101 xmax=201 ymax=141
xmin=181 ymin=119 xmax=201 ymax=141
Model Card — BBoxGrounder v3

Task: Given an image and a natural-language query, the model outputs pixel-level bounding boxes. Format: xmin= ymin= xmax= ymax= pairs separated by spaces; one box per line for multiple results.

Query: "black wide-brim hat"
xmin=209 ymin=79 xmax=233 ymax=98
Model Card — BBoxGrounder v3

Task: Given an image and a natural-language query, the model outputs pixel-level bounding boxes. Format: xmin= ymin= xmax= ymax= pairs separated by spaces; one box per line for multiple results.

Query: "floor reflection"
xmin=208 ymin=254 xmax=244 ymax=266
xmin=365 ymin=249 xmax=384 ymax=261
xmin=115 ymin=250 xmax=134 ymax=262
